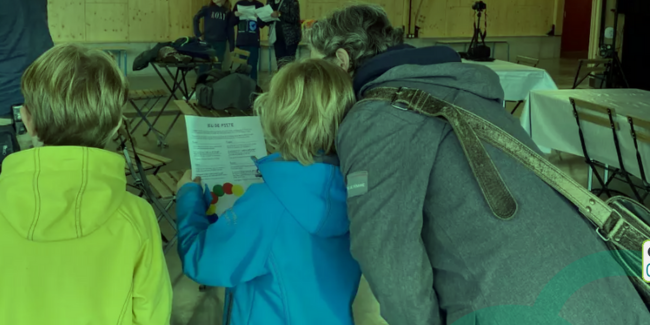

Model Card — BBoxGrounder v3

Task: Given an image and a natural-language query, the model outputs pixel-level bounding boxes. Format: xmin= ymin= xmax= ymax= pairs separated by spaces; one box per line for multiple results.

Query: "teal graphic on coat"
xmin=452 ymin=250 xmax=644 ymax=324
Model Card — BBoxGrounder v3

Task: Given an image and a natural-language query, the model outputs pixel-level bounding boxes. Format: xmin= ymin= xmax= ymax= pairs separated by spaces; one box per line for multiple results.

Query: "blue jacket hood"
xmin=255 ymin=153 xmax=348 ymax=238
xmin=353 ymin=44 xmax=461 ymax=95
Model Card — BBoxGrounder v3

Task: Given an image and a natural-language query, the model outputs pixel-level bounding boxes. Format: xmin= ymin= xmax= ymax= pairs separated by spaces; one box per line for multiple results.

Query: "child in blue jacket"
xmin=175 ymin=59 xmax=361 ymax=325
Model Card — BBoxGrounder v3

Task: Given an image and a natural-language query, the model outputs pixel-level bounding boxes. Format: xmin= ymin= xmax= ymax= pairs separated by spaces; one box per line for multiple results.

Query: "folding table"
xmin=528 ymin=89 xmax=650 ymax=189
xmin=143 ymin=61 xmax=217 ymax=146
xmin=464 ymin=59 xmax=559 ymax=154
xmin=436 ymin=40 xmax=510 ymax=61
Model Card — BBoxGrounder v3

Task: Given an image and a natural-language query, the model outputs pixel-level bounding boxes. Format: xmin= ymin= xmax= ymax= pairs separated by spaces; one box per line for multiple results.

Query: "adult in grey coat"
xmin=308 ymin=5 xmax=650 ymax=325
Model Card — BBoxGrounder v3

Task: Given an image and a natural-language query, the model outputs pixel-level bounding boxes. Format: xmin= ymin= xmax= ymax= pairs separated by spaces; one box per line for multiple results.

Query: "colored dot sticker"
xmin=232 ymin=184 xmax=244 ymax=197
xmin=206 ymin=182 xmax=246 ymax=216
xmin=223 ymin=183 xmax=233 ymax=195
xmin=213 ymin=185 xmax=224 ymax=197
xmin=206 ymin=204 xmax=217 ymax=216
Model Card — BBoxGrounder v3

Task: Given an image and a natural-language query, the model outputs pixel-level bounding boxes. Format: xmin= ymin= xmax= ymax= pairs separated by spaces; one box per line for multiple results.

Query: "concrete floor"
xmin=121 ymin=57 xmax=648 ymax=325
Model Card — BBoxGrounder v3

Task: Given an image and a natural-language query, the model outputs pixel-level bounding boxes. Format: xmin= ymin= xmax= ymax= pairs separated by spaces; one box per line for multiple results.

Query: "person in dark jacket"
xmin=308 ymin=4 xmax=650 ymax=325
xmin=194 ymin=0 xmax=235 ymax=72
xmin=0 ymin=0 xmax=53 ymax=150
xmin=231 ymin=0 xmax=267 ymax=83
xmin=268 ymin=0 xmax=301 ymax=69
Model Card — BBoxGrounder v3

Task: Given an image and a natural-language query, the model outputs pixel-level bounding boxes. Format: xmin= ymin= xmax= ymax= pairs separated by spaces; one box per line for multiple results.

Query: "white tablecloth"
xmin=464 ymin=60 xmax=558 ymax=153
xmin=529 ymin=89 xmax=650 ymax=182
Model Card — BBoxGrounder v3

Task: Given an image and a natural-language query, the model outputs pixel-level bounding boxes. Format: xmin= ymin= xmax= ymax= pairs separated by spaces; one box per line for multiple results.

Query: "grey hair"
xmin=307 ymin=4 xmax=404 ymax=72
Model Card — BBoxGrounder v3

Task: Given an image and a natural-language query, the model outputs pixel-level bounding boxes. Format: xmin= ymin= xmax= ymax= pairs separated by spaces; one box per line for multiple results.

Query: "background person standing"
xmin=231 ymin=0 xmax=267 ymax=84
xmin=0 ymin=0 xmax=53 ymax=151
xmin=193 ymin=0 xmax=235 ymax=73
xmin=269 ymin=0 xmax=301 ymax=69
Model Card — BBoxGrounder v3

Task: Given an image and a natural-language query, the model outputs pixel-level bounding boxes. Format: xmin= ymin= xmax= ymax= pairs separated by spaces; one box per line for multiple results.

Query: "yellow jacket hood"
xmin=0 ymin=146 xmax=126 ymax=242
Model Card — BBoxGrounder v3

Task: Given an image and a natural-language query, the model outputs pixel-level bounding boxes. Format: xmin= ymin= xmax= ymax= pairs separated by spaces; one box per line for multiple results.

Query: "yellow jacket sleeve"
xmin=132 ymin=212 xmax=173 ymax=325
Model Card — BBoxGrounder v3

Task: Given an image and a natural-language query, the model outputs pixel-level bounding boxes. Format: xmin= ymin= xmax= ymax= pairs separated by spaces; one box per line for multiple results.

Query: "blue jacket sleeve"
xmin=193 ymin=6 xmax=207 ymax=38
xmin=175 ymin=183 xmax=278 ymax=288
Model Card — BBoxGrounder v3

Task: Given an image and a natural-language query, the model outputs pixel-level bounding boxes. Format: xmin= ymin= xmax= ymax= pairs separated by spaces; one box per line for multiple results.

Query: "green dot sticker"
xmin=212 ymin=184 xmax=225 ymax=197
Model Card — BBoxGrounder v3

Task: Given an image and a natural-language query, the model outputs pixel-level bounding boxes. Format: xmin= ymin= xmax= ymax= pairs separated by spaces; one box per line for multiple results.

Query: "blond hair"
xmin=254 ymin=59 xmax=355 ymax=165
xmin=307 ymin=4 xmax=403 ymax=72
xmin=21 ymin=43 xmax=127 ymax=148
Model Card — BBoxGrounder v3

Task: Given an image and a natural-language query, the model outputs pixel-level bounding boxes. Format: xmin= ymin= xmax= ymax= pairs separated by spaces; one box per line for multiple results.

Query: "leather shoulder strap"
xmin=360 ymin=87 xmax=614 ymax=228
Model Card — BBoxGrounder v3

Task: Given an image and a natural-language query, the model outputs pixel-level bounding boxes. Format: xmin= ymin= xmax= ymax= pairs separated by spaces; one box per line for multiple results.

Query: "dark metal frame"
xmin=628 ymin=117 xmax=650 ymax=201
xmin=119 ymin=131 xmax=177 ymax=254
xmin=571 ymin=98 xmax=643 ymax=201
xmin=572 ymin=59 xmax=610 ymax=89
xmin=145 ymin=61 xmax=215 ymax=146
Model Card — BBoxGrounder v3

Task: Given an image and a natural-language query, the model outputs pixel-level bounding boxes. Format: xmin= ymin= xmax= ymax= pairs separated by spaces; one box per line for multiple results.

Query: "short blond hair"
xmin=254 ymin=59 xmax=355 ymax=165
xmin=21 ymin=43 xmax=127 ymax=148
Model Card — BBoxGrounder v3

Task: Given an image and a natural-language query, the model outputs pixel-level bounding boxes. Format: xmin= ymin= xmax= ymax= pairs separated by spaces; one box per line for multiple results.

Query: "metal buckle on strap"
xmin=390 ymin=87 xmax=408 ymax=111
xmin=596 ymin=227 xmax=610 ymax=242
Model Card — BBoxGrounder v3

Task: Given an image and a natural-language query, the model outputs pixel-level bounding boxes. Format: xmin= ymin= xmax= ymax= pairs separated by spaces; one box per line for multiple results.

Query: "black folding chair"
xmin=627 ymin=116 xmax=650 ymax=201
xmin=570 ymin=98 xmax=643 ymax=201
xmin=118 ymin=120 xmax=178 ymax=254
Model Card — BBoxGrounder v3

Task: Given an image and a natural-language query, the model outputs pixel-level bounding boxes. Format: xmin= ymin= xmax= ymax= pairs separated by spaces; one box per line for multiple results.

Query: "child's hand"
xmin=177 ymin=170 xmax=202 ymax=193
xmin=234 ymin=11 xmax=242 ymax=17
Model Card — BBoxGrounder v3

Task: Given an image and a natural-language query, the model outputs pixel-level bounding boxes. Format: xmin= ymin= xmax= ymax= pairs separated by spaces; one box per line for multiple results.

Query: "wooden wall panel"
xmin=86 ymin=3 xmax=129 ymax=42
xmin=169 ymin=0 xmax=194 ymax=39
xmin=416 ymin=0 xmax=556 ymax=37
xmin=48 ymin=0 xmax=86 ymax=42
xmin=554 ymin=0 xmax=565 ymax=35
xmin=128 ymin=0 xmax=171 ymax=42
xmin=46 ymin=0 xmax=558 ymax=42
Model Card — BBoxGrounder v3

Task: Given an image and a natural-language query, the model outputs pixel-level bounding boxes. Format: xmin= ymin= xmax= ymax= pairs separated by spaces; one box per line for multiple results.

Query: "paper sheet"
xmin=255 ymin=5 xmax=280 ymax=23
xmin=185 ymin=115 xmax=268 ymax=216
xmin=237 ymin=5 xmax=257 ymax=21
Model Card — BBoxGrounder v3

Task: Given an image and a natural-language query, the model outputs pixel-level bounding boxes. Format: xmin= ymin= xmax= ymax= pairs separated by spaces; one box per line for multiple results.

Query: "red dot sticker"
xmin=223 ymin=183 xmax=234 ymax=195
xmin=211 ymin=192 xmax=218 ymax=204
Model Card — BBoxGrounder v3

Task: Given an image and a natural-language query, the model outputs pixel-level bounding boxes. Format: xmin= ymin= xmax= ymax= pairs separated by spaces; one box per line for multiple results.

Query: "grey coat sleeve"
xmin=336 ymin=102 xmax=442 ymax=325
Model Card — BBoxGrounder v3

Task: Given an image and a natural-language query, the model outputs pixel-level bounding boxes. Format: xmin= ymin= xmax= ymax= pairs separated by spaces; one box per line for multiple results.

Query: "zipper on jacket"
xmin=225 ymin=289 xmax=234 ymax=325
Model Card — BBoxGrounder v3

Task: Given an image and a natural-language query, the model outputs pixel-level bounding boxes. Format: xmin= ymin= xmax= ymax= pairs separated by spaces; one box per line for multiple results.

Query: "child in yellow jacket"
xmin=0 ymin=44 xmax=172 ymax=325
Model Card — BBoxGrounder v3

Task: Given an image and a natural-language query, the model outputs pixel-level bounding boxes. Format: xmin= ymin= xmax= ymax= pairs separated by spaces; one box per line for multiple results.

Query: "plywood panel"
xmin=129 ymin=0 xmax=171 ymax=42
xmin=554 ymin=0 xmax=565 ymax=35
xmin=417 ymin=0 xmax=555 ymax=37
xmin=487 ymin=3 xmax=508 ymax=37
xmin=446 ymin=6 xmax=475 ymax=37
xmin=86 ymin=0 xmax=127 ymax=2
xmin=169 ymin=0 xmax=194 ymax=39
xmin=86 ymin=3 xmax=129 ymax=42
xmin=362 ymin=0 xmax=405 ymax=30
xmin=48 ymin=0 xmax=556 ymax=43
xmin=305 ymin=1 xmax=341 ymax=20
xmin=48 ymin=0 xmax=86 ymax=42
